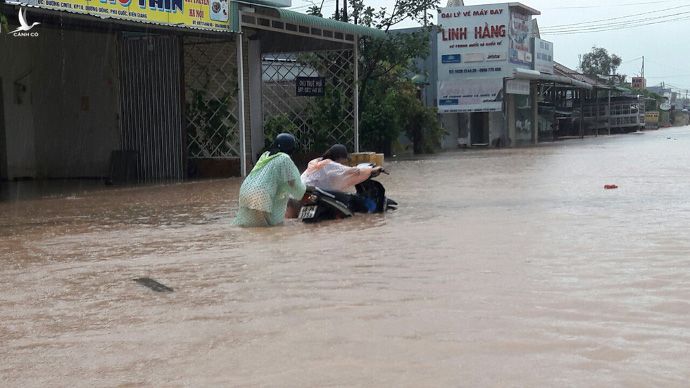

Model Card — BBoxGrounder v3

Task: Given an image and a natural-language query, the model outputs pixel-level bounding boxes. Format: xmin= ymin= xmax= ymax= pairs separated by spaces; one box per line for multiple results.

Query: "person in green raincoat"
xmin=233 ymin=133 xmax=306 ymax=227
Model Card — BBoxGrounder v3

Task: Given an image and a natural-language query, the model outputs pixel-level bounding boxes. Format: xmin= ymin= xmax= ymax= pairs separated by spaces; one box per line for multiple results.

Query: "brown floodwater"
xmin=2 ymin=127 xmax=690 ymax=386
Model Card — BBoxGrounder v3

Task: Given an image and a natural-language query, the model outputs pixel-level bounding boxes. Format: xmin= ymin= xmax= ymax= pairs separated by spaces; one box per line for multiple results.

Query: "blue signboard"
xmin=441 ymin=54 xmax=462 ymax=64
xmin=439 ymin=98 xmax=460 ymax=106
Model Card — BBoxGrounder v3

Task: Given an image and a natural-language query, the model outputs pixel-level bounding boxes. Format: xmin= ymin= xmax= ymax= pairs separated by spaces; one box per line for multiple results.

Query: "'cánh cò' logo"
xmin=8 ymin=8 xmax=40 ymax=37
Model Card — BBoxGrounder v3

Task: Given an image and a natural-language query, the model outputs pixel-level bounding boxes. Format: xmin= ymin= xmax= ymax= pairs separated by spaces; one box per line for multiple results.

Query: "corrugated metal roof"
xmin=513 ymin=68 xmax=593 ymax=90
xmin=275 ymin=9 xmax=386 ymax=38
xmin=553 ymin=62 xmax=611 ymax=89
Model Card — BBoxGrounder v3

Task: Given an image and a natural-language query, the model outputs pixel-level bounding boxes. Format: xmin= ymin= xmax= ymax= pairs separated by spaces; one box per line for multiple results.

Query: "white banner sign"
xmin=437 ymin=4 xmax=511 ymax=113
xmin=533 ymin=38 xmax=554 ymax=74
xmin=509 ymin=11 xmax=533 ymax=67
xmin=506 ymin=79 xmax=530 ymax=95
xmin=438 ymin=78 xmax=504 ymax=113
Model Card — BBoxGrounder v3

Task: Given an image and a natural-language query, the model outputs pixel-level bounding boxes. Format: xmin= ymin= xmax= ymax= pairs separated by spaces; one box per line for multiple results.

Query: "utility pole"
xmin=335 ymin=0 xmax=339 ymax=21
xmin=641 ymin=56 xmax=645 ymax=80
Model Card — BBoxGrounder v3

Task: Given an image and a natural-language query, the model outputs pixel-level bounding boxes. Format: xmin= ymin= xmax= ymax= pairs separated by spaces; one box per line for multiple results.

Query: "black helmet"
xmin=274 ymin=133 xmax=297 ymax=155
xmin=322 ymin=144 xmax=348 ymax=161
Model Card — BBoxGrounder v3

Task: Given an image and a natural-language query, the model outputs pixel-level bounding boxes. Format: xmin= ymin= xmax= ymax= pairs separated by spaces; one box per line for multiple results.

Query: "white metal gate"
xmin=183 ymin=37 xmax=240 ymax=160
xmin=119 ymin=35 xmax=184 ymax=182
xmin=262 ymin=50 xmax=355 ymax=152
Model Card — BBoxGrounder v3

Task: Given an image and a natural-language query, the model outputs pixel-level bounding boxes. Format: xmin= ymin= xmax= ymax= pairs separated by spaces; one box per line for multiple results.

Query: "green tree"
xmin=579 ymin=46 xmax=624 ymax=85
xmin=310 ymin=0 xmax=442 ymax=154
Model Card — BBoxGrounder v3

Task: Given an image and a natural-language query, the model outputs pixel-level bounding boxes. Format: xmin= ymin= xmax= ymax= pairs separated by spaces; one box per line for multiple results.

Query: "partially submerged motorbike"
xmin=298 ymin=164 xmax=398 ymax=223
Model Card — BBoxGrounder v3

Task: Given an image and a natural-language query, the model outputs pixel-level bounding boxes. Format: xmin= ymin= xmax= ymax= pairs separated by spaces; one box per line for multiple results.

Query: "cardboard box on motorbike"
xmin=348 ymin=152 xmax=384 ymax=167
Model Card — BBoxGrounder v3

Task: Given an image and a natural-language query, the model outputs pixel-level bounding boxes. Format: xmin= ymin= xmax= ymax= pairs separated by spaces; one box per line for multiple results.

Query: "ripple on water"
xmin=2 ymin=128 xmax=690 ymax=386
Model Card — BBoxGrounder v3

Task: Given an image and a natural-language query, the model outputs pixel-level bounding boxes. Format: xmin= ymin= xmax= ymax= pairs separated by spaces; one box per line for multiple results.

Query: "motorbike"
xmin=298 ymin=163 xmax=398 ymax=223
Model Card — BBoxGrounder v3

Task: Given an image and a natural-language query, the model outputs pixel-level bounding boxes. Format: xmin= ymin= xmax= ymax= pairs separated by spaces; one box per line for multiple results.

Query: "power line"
xmin=543 ymin=11 xmax=690 ymax=34
xmin=665 ymin=83 xmax=690 ymax=90
xmin=644 ymin=58 xmax=689 ymax=74
xmin=289 ymin=0 xmax=334 ymax=11
xmin=646 ymin=75 xmax=690 ymax=79
xmin=540 ymin=4 xmax=690 ymax=30
xmin=542 ymin=14 xmax=690 ymax=35
xmin=543 ymin=1 xmax=680 ymax=10
xmin=621 ymin=56 xmax=644 ymax=64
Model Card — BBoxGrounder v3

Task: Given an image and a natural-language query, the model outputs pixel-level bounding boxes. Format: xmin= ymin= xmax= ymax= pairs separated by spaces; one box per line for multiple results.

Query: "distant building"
xmin=631 ymin=77 xmax=646 ymax=89
xmin=397 ymin=2 xmax=643 ymax=149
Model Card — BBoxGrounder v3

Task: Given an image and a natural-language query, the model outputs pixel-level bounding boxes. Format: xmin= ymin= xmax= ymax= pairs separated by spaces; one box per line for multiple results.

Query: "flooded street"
xmin=2 ymin=127 xmax=690 ymax=386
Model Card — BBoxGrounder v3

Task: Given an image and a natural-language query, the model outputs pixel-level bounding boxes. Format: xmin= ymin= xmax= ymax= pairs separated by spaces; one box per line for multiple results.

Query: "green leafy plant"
xmin=304 ymin=82 xmax=353 ymax=152
xmin=186 ymin=89 xmax=236 ymax=157
xmin=303 ymin=1 xmax=443 ymax=154
xmin=263 ymin=113 xmax=299 ymax=152
xmin=359 ymin=79 xmax=443 ymax=154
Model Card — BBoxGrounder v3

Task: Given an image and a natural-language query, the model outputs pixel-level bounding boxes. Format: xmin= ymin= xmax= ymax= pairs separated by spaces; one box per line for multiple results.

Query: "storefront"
xmin=436 ymin=2 xmax=540 ymax=148
xmin=1 ymin=0 xmax=236 ymax=182
xmin=1 ymin=0 xmax=382 ymax=184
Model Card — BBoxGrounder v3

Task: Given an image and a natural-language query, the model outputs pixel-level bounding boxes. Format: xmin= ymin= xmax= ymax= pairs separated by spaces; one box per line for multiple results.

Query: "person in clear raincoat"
xmin=233 ymin=133 xmax=306 ymax=227
xmin=300 ymin=144 xmax=382 ymax=192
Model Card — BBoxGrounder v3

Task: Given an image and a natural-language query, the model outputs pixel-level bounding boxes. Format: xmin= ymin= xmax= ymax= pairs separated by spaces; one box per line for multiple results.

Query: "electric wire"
xmin=543 ymin=1 xmax=683 ymax=10
xmin=541 ymin=4 xmax=690 ymax=31
xmin=542 ymin=14 xmax=690 ymax=35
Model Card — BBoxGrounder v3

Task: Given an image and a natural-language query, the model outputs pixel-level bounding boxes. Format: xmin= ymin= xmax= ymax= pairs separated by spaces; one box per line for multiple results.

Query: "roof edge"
xmin=274 ymin=8 xmax=386 ymax=38
xmin=508 ymin=2 xmax=541 ymax=16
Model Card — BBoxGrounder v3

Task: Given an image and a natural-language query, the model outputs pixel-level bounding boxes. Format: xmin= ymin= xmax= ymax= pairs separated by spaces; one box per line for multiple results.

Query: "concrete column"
xmin=595 ymin=88 xmax=599 ymax=136
xmin=531 ymin=81 xmax=538 ymax=144
xmin=248 ymin=38 xmax=263 ymax=163
xmin=607 ymin=90 xmax=612 ymax=135
xmin=506 ymin=94 xmax=515 ymax=145
xmin=579 ymin=89 xmax=584 ymax=138
xmin=354 ymin=34 xmax=359 ymax=153
xmin=236 ymin=33 xmax=247 ymax=177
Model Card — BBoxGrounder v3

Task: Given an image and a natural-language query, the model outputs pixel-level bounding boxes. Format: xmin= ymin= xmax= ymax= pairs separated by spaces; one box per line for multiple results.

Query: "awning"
xmin=239 ymin=6 xmax=385 ymax=48
xmin=274 ymin=9 xmax=386 ymax=39
xmin=513 ymin=68 xmax=593 ymax=90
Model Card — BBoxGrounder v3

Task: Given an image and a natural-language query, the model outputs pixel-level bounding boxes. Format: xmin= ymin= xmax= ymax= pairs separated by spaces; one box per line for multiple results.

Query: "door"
xmin=119 ymin=35 xmax=184 ymax=182
xmin=470 ymin=112 xmax=489 ymax=145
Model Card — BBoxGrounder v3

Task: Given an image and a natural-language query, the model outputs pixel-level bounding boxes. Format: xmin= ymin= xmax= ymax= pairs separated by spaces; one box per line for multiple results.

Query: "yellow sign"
xmin=645 ymin=111 xmax=659 ymax=128
xmin=25 ymin=0 xmax=232 ymax=31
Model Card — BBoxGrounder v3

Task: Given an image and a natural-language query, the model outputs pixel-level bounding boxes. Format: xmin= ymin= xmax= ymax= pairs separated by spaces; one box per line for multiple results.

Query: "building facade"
xmin=0 ymin=0 xmax=381 ymax=184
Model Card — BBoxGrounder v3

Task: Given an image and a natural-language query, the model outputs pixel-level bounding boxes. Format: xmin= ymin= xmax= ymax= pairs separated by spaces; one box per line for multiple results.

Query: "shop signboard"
xmin=509 ymin=10 xmax=532 ymax=67
xmin=533 ymin=38 xmax=553 ymax=74
xmin=8 ymin=0 xmax=233 ymax=32
xmin=296 ymin=77 xmax=325 ymax=96
xmin=437 ymin=4 xmax=511 ymax=113
xmin=506 ymin=79 xmax=530 ymax=95
xmin=438 ymin=78 xmax=504 ymax=113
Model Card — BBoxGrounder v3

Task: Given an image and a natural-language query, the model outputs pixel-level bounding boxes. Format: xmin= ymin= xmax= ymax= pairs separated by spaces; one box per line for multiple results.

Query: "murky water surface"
xmin=2 ymin=128 xmax=690 ymax=386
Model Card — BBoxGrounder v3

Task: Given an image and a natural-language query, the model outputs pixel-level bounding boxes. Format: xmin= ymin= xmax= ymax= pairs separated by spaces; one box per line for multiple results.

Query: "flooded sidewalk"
xmin=2 ymin=128 xmax=690 ymax=386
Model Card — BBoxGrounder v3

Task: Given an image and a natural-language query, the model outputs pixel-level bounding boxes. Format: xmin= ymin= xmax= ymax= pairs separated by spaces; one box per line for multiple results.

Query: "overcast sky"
xmin=287 ymin=0 xmax=690 ymax=93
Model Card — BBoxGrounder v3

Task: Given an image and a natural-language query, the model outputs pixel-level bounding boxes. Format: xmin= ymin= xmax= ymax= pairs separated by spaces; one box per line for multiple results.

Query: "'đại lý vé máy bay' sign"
xmin=9 ymin=0 xmax=232 ymax=32
xmin=437 ymin=3 xmax=535 ymax=113
xmin=437 ymin=4 xmax=511 ymax=113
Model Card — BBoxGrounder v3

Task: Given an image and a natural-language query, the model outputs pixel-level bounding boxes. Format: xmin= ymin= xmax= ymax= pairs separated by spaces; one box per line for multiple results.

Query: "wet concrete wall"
xmin=0 ymin=24 xmax=120 ymax=179
xmin=0 ymin=25 xmax=36 ymax=178
xmin=489 ymin=111 xmax=507 ymax=146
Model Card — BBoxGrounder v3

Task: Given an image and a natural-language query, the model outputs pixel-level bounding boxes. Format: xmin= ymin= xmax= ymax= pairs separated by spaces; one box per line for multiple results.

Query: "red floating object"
xmin=604 ymin=184 xmax=618 ymax=190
